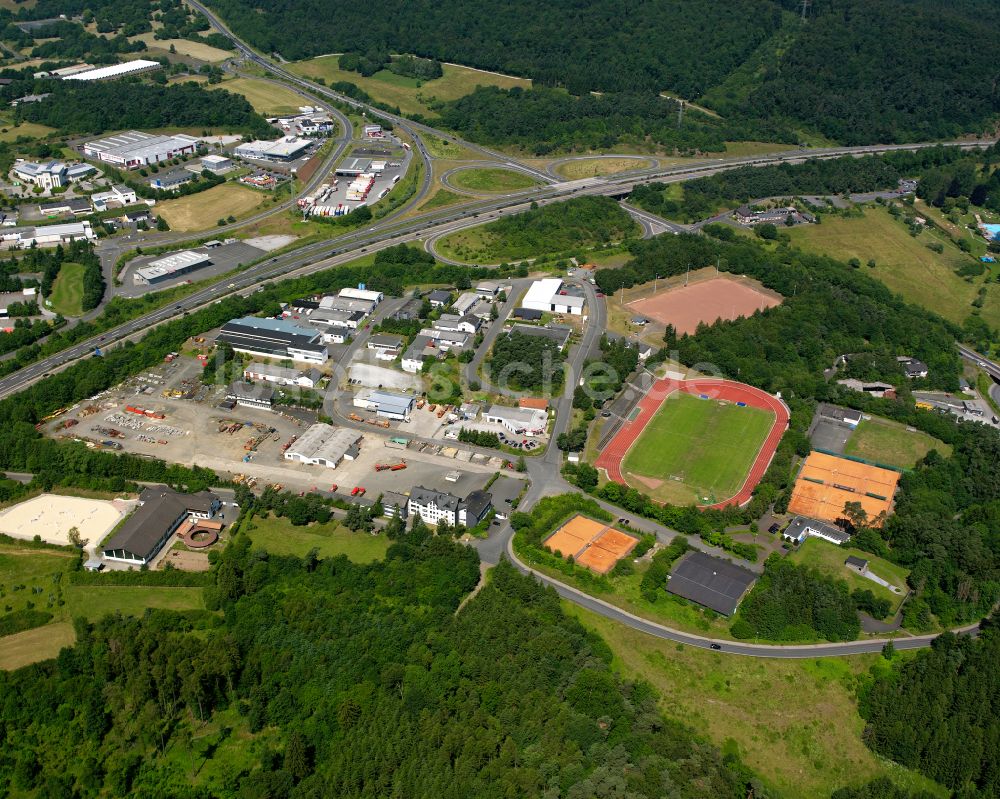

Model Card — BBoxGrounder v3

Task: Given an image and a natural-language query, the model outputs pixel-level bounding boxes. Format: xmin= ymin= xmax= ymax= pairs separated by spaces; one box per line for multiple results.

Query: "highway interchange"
xmin=5 ymin=5 xmax=996 ymax=656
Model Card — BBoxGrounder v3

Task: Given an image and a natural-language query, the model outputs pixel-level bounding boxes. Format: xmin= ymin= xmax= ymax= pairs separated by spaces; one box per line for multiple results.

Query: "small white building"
xmin=339 ymin=286 xmax=383 ymax=304
xmin=199 ymin=154 xmax=233 ymax=173
xmin=91 ymin=184 xmax=138 ymax=211
xmin=243 ymin=362 xmax=323 ymax=388
xmin=520 ymin=278 xmax=586 ymax=315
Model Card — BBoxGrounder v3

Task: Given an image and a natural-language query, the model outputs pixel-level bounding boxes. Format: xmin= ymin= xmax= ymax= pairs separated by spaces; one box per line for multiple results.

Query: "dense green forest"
xmin=435 ymin=87 xmax=780 ymax=155
xmin=9 ymin=81 xmax=273 ymax=137
xmin=859 ymin=617 xmax=1000 ymax=795
xmin=0 ymin=537 xmax=765 ymax=797
xmin=730 ymin=556 xmax=860 ymax=642
xmin=206 ymin=0 xmax=1000 ymax=146
xmin=487 ymin=330 xmax=566 ymax=393
xmin=465 ymin=196 xmax=637 ymax=260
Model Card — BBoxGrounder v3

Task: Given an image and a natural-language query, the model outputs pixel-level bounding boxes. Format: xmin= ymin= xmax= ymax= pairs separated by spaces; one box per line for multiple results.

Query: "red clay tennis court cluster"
xmin=543 ymin=514 xmax=639 ymax=574
xmin=596 ymin=378 xmax=789 ymax=509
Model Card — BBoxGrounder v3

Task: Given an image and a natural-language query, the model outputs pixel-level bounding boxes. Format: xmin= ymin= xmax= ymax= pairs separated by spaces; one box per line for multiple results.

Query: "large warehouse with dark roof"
xmin=666 ymin=551 xmax=757 ymax=616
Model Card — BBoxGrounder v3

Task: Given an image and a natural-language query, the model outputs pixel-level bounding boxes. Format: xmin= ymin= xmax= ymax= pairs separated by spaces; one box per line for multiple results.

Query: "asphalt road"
xmin=7 ymin=0 xmax=989 ymax=657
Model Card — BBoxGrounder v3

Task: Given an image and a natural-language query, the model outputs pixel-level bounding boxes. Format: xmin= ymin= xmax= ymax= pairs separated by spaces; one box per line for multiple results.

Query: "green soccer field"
xmin=622 ymin=392 xmax=774 ymax=504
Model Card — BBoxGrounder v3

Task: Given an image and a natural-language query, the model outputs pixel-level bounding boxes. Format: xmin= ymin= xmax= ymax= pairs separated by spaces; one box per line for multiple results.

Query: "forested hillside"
xmin=859 ymin=617 xmax=1000 ymax=795
xmin=206 ymin=0 xmax=1000 ymax=145
xmin=0 ymin=538 xmax=764 ymax=797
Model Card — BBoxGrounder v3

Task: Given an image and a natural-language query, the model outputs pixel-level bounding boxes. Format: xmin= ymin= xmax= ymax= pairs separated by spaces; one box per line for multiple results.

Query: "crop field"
xmin=567 ymin=604 xmax=948 ymax=799
xmin=287 ymin=57 xmax=531 ymax=118
xmin=554 ymin=156 xmax=655 ymax=179
xmin=844 ymin=416 xmax=950 ymax=469
xmin=246 ymin=514 xmax=390 ymax=562
xmin=0 ymin=622 xmax=75 ymax=670
xmin=787 ymin=206 xmax=1000 ymax=329
xmin=157 ymin=183 xmax=266 ymax=232
xmin=448 ymin=167 xmax=540 ymax=193
xmin=788 ymin=538 xmax=910 ymax=615
xmin=49 ymin=261 xmax=85 ymax=316
xmin=621 ymin=392 xmax=775 ymax=505
xmin=220 ymin=77 xmax=307 ymax=115
xmin=137 ymin=36 xmax=232 ymax=62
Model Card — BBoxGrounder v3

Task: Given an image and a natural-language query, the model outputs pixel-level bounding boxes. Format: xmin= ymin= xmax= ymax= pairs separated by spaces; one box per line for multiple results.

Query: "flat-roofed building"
xmin=508 ymin=323 xmax=571 ymax=351
xmin=234 ymin=137 xmax=311 ymax=162
xmin=666 ymin=551 xmax=757 ymax=616
xmin=217 ymin=316 xmax=328 ymax=363
xmin=284 ymin=423 xmax=362 ymax=468
xmin=243 ymin=362 xmax=322 ymax=388
xmin=483 ymin=404 xmax=548 ymax=436
xmin=227 ymin=380 xmax=274 ymax=409
xmin=354 ymin=388 xmax=415 ymax=420
xmin=198 ymin=154 xmax=233 ymax=173
xmin=63 ymin=59 xmax=162 ymax=81
xmin=83 ymin=130 xmax=199 ymax=169
xmin=339 ymin=286 xmax=383 ymax=303
xmin=133 ymin=250 xmax=212 ymax=285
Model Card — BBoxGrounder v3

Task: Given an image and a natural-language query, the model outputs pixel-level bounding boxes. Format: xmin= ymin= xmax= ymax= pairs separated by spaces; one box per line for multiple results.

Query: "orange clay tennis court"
xmin=788 ymin=451 xmax=900 ymax=525
xmin=544 ymin=515 xmax=639 ymax=574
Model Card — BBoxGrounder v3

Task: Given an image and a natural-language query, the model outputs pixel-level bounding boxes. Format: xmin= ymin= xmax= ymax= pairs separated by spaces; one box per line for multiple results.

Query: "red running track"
xmin=595 ymin=378 xmax=789 ymax=509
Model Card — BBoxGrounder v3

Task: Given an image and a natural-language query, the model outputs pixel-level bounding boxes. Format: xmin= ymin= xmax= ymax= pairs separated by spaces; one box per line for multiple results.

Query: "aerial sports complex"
xmin=596 ymin=378 xmax=789 ymax=508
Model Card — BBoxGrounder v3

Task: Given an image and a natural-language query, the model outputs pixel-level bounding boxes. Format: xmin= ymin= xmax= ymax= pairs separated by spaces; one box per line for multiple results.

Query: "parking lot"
xmin=119 ymin=240 xmax=266 ymax=297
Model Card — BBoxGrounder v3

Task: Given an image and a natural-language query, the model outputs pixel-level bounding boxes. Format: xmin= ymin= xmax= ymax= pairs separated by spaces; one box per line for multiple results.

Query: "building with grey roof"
xmin=483 ymin=404 xmax=548 ymax=436
xmin=408 ymin=486 xmax=461 ymax=526
xmin=103 ymin=486 xmax=220 ymax=565
xmin=458 ymin=490 xmax=493 ymax=526
xmin=782 ymin=516 xmax=851 ymax=546
xmin=509 ymin=323 xmax=571 ymax=350
xmin=284 ymin=423 xmax=362 ymax=468
xmin=382 ymin=490 xmax=410 ymax=520
xmin=354 ymin=388 xmax=415 ymax=420
xmin=228 ymin=380 xmax=274 ymax=409
xmin=665 ymin=551 xmax=757 ymax=616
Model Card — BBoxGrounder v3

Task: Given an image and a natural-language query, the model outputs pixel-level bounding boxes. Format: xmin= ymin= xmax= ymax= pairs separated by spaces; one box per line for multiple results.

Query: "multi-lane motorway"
xmin=4 ymin=1 xmax=993 ymax=656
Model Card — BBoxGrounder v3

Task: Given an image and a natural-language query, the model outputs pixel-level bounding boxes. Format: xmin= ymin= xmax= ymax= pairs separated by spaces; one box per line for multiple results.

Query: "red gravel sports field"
xmin=628 ymin=276 xmax=781 ymax=335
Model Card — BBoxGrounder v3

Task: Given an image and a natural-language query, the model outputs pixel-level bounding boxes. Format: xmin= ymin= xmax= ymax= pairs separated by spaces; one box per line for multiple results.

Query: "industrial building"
xmin=102 ymin=485 xmax=220 ymax=565
xmin=367 ymin=333 xmax=404 ymax=359
xmin=133 ymin=250 xmax=212 ymax=286
xmin=234 ymin=137 xmax=312 ymax=162
xmin=243 ymin=362 xmax=323 ymax=388
xmin=520 ymin=278 xmax=586 ymax=315
xmin=90 ymin=184 xmax=139 ymax=211
xmin=335 ymin=158 xmax=371 ymax=177
xmin=482 ymin=404 xmax=548 ymax=436
xmin=149 ymin=169 xmax=193 ymax=191
xmin=284 ymin=423 xmax=362 ymax=468
xmin=353 ymin=389 xmax=415 ymax=420
xmin=38 ymin=197 xmax=91 ymax=217
xmin=198 ymin=154 xmax=233 ymax=173
xmin=339 ymin=286 xmax=383 ymax=304
xmin=666 ymin=551 xmax=757 ymax=616
xmin=0 ymin=221 xmax=95 ymax=249
xmin=83 ymin=131 xmax=199 ymax=169
xmin=217 ymin=316 xmax=328 ymax=363
xmin=12 ymin=160 xmax=94 ymax=190
xmin=63 ymin=59 xmax=162 ymax=82
xmin=227 ymin=380 xmax=275 ymax=410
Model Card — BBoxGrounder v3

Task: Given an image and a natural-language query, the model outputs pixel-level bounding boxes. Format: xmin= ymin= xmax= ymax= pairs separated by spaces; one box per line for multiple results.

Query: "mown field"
xmin=448 ymin=167 xmax=539 ymax=193
xmin=49 ymin=261 xmax=84 ymax=316
xmin=554 ymin=156 xmax=655 ymax=179
xmin=220 ymin=77 xmax=307 ymax=115
xmin=287 ymin=57 xmax=531 ymax=118
xmin=156 ymin=183 xmax=266 ymax=232
xmin=245 ymin=514 xmax=390 ymax=562
xmin=844 ymin=416 xmax=951 ymax=469
xmin=132 ymin=34 xmax=233 ymax=62
xmin=0 ymin=541 xmax=206 ymax=670
xmin=566 ymin=603 xmax=948 ymax=799
xmin=787 ymin=206 xmax=999 ymax=329
xmin=622 ymin=392 xmax=774 ymax=505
